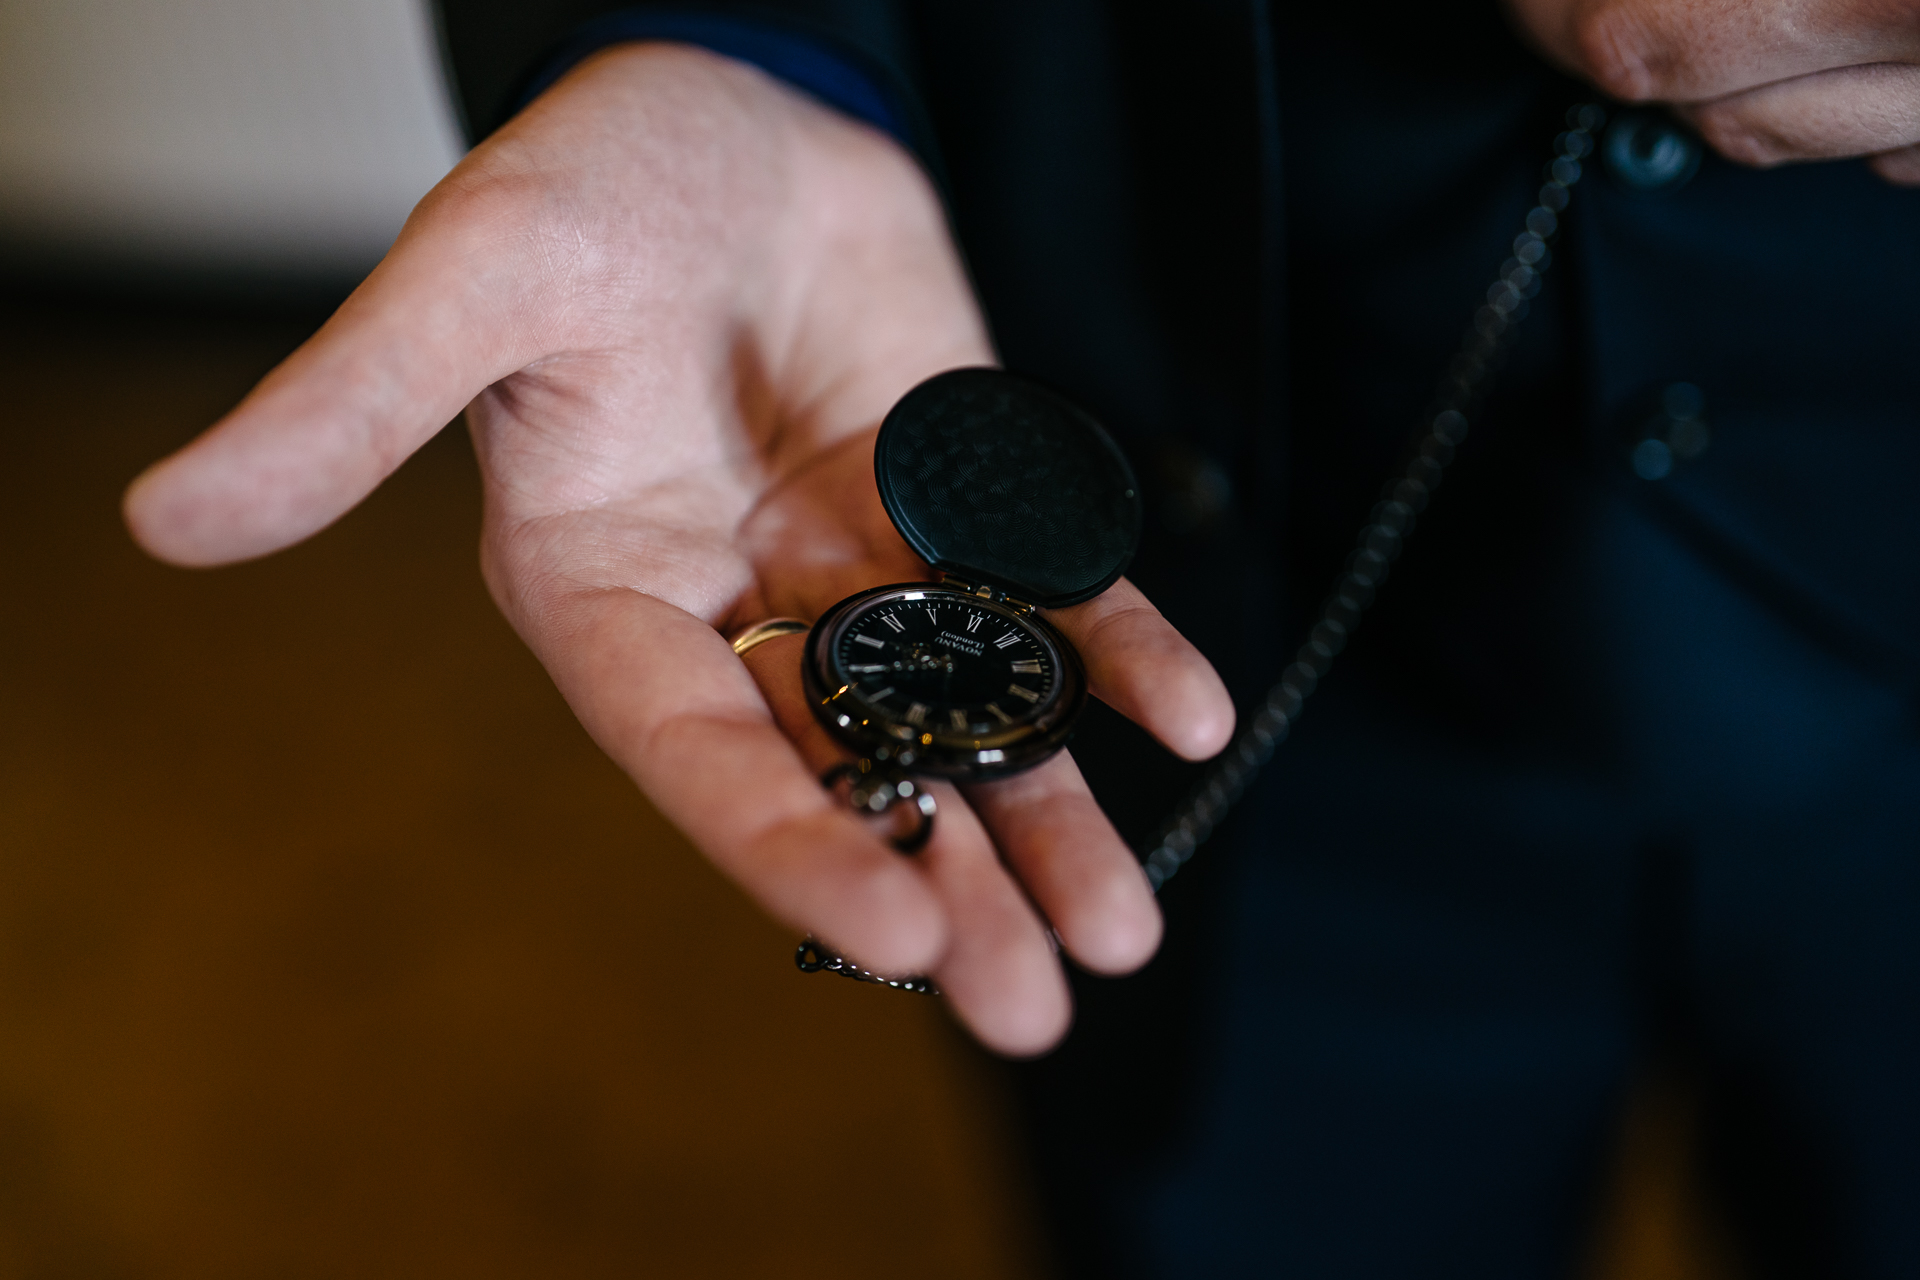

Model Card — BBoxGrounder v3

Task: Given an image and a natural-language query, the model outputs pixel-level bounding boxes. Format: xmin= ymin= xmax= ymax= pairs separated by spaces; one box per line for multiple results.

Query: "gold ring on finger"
xmin=728 ymin=617 xmax=809 ymax=658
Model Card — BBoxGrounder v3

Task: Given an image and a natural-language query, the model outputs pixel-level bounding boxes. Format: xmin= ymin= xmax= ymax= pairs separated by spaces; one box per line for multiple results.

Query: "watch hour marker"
xmin=853 ymin=634 xmax=886 ymax=649
xmin=965 ymin=614 xmax=984 ymax=633
xmin=986 ymin=703 xmax=1013 ymax=724
xmin=1007 ymin=683 xmax=1041 ymax=703
xmin=868 ymin=687 xmax=895 ymax=702
xmin=848 ymin=664 xmax=888 ymax=673
xmin=993 ymin=631 xmax=1021 ymax=649
xmin=881 ymin=614 xmax=906 ymax=633
xmin=905 ymin=702 xmax=928 ymax=726
xmin=948 ymin=709 xmax=970 ymax=732
xmin=924 ymin=605 xmax=939 ymax=625
xmin=1010 ymin=659 xmax=1043 ymax=674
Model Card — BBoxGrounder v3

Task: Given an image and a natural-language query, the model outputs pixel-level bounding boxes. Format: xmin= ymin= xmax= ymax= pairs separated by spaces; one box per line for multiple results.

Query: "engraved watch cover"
xmin=874 ymin=368 xmax=1143 ymax=608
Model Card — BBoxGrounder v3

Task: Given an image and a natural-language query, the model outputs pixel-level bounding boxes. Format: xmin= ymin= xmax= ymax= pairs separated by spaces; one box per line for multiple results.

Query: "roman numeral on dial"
xmin=986 ymin=703 xmax=1013 ymax=724
xmin=993 ymin=632 xmax=1021 ymax=649
xmin=1007 ymin=684 xmax=1041 ymax=703
xmin=881 ymin=614 xmax=906 ymax=633
xmin=905 ymin=702 xmax=928 ymax=726
xmin=1010 ymin=660 xmax=1043 ymax=674
xmin=925 ymin=605 xmax=939 ymax=625
xmin=948 ymin=709 xmax=970 ymax=732
xmin=965 ymin=615 xmax=984 ymax=633
xmin=853 ymin=634 xmax=885 ymax=649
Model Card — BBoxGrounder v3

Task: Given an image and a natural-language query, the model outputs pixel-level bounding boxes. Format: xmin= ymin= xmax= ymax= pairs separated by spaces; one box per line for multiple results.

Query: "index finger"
xmin=1045 ymin=577 xmax=1235 ymax=763
xmin=526 ymin=585 xmax=950 ymax=976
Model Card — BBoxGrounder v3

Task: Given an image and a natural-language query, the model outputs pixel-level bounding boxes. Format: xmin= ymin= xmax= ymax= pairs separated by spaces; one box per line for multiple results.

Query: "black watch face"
xmin=804 ymin=585 xmax=1086 ymax=779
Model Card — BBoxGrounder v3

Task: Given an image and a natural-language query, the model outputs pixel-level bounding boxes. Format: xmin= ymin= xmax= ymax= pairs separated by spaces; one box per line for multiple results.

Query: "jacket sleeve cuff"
xmin=514 ymin=9 xmax=912 ymax=150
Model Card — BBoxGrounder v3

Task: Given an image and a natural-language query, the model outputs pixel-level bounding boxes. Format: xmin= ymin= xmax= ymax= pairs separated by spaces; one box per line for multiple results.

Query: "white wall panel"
xmin=0 ymin=0 xmax=465 ymax=277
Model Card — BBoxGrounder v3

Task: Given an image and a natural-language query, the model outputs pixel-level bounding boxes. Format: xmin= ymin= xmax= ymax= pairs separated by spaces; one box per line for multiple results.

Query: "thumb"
xmin=124 ymin=186 xmax=539 ymax=567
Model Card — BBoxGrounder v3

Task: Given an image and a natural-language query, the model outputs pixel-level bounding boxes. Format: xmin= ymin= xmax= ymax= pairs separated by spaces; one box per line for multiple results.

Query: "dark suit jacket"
xmin=432 ymin=9 xmax=1920 ymax=1271
xmin=434 ymin=0 xmax=1919 ymax=831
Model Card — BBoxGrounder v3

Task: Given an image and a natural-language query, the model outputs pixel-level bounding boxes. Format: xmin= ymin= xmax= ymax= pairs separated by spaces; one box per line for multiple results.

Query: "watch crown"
xmin=937 ymin=573 xmax=1035 ymax=614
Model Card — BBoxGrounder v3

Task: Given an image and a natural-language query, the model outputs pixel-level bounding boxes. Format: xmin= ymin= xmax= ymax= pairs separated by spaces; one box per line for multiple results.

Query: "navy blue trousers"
xmin=1019 ymin=486 xmax=1920 ymax=1279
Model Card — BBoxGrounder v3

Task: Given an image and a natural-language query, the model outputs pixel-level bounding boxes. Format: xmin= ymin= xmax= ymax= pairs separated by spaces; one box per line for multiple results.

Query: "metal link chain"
xmin=799 ymin=103 xmax=1605 ymax=992
xmin=1141 ymin=103 xmax=1603 ymax=889
xmin=794 ymin=939 xmax=938 ymax=993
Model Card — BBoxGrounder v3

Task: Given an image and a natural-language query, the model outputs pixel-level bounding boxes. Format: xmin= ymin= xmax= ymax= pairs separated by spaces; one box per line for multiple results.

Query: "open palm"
xmin=125 ymin=44 xmax=1234 ymax=1054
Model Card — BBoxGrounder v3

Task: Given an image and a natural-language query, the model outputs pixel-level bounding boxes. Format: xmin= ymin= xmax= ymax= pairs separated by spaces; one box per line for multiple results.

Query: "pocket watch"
xmin=790 ymin=103 xmax=1611 ymax=990
xmin=801 ymin=368 xmax=1142 ymax=820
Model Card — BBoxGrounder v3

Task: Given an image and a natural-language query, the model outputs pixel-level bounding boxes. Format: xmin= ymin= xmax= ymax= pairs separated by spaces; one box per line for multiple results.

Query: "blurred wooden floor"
xmin=0 ymin=296 xmax=1738 ymax=1279
xmin=0 ymin=299 xmax=1047 ymax=1279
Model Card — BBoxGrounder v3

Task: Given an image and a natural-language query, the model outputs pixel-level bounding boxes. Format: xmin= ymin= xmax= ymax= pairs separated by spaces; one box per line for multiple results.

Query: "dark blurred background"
xmin=0 ymin=2 xmax=1739 ymax=1275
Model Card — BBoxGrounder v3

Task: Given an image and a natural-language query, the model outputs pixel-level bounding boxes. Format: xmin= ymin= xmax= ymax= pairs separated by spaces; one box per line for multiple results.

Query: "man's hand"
xmin=1508 ymin=0 xmax=1920 ymax=183
xmin=122 ymin=44 xmax=1234 ymax=1055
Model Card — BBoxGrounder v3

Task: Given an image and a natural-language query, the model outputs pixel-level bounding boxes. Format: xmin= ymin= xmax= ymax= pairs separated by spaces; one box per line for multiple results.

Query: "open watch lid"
xmin=874 ymin=368 xmax=1143 ymax=610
